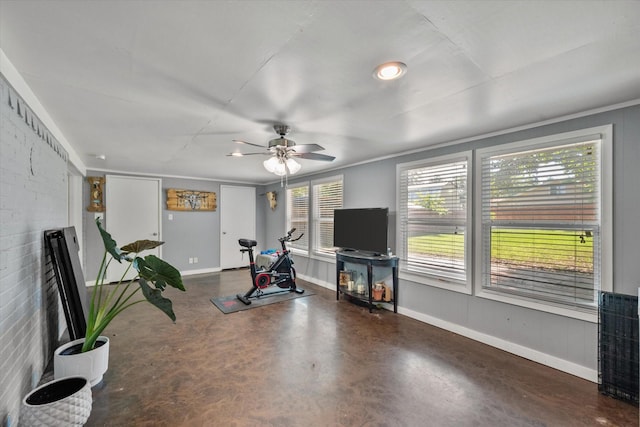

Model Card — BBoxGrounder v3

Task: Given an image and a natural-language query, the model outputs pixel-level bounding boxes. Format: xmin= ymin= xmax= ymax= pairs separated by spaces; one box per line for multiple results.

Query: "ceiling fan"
xmin=229 ymin=124 xmax=335 ymax=177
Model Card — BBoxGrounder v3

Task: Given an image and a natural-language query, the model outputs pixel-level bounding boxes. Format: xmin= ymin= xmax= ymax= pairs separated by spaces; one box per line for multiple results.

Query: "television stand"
xmin=335 ymin=250 xmax=398 ymax=313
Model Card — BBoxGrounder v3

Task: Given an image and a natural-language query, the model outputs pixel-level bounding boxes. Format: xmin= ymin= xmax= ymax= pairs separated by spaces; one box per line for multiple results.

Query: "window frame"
xmin=285 ymin=181 xmax=310 ymax=256
xmin=311 ymin=175 xmax=343 ymax=260
xmin=396 ymin=152 xmax=473 ymax=294
xmin=474 ymin=125 xmax=613 ymax=322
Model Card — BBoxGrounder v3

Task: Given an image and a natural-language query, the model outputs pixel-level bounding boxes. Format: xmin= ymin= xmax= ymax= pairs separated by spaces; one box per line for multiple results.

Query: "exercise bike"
xmin=236 ymin=228 xmax=304 ymax=305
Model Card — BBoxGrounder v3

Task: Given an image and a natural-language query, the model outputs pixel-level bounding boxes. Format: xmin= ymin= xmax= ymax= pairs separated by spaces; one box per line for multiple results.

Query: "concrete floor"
xmin=86 ymin=270 xmax=637 ymax=426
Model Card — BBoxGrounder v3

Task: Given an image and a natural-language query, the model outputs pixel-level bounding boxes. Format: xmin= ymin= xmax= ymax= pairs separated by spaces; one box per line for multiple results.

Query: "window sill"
xmin=288 ymin=249 xmax=337 ymax=265
xmin=475 ymin=288 xmax=597 ymax=323
xmin=288 ymin=248 xmax=309 ymax=257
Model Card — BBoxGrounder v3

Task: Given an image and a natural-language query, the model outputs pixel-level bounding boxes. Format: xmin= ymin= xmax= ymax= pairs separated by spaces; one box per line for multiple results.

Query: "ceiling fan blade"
xmin=233 ymin=139 xmax=267 ymax=149
xmin=226 ymin=152 xmax=271 ymax=157
xmin=291 ymin=143 xmax=324 ymax=153
xmin=293 ymin=152 xmax=336 ymax=161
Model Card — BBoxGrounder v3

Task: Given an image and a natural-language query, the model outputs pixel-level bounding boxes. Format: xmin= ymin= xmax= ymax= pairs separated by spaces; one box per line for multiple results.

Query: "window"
xmin=477 ymin=125 xmax=612 ymax=314
xmin=312 ymin=176 xmax=343 ymax=256
xmin=286 ymin=183 xmax=309 ymax=254
xmin=397 ymin=153 xmax=471 ymax=291
xmin=285 ymin=177 xmax=343 ymax=257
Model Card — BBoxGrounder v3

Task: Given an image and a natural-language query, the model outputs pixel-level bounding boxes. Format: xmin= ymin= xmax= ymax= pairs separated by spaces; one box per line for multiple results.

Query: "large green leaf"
xmin=135 ymin=255 xmax=185 ymax=291
xmin=96 ymin=217 xmax=122 ymax=263
xmin=121 ymin=239 xmax=164 ymax=254
xmin=139 ymin=277 xmax=176 ymax=322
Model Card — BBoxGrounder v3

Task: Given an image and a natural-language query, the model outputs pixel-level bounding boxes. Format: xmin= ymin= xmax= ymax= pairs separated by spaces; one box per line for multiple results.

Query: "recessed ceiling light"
xmin=96 ymin=154 xmax=106 ymax=160
xmin=373 ymin=61 xmax=407 ymax=80
xmin=230 ymin=152 xmax=244 ymax=157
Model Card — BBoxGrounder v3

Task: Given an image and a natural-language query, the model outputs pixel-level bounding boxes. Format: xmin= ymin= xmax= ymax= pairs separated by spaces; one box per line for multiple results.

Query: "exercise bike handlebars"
xmin=279 ymin=228 xmax=304 ymax=243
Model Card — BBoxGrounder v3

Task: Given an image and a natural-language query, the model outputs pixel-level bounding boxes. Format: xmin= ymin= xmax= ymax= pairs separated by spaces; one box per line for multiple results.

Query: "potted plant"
xmin=54 ymin=218 xmax=185 ymax=386
xmin=20 ymin=376 xmax=92 ymax=426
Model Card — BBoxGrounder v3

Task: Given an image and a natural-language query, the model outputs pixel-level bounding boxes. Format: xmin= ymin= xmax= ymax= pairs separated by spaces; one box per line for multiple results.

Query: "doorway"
xmin=220 ymin=185 xmax=256 ymax=269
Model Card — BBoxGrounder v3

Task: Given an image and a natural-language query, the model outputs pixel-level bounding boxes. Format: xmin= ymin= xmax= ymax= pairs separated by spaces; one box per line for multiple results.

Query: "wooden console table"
xmin=336 ymin=250 xmax=399 ymax=313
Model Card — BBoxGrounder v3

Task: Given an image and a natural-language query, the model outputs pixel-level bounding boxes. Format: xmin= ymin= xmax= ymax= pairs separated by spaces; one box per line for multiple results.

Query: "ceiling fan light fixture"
xmin=286 ymin=158 xmax=301 ymax=175
xmin=273 ymin=160 xmax=287 ymax=176
xmin=373 ymin=61 xmax=407 ymax=80
xmin=263 ymin=156 xmax=279 ymax=173
xmin=240 ymin=124 xmax=333 ymax=180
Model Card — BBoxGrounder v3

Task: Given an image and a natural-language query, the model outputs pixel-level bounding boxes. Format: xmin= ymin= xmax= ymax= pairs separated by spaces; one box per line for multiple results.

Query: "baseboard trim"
xmin=181 ymin=267 xmax=222 ymax=276
xmin=399 ymin=306 xmax=597 ymax=382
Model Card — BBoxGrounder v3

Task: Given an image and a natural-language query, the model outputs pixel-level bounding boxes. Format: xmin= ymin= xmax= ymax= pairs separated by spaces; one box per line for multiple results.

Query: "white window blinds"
xmin=286 ymin=184 xmax=309 ymax=253
xmin=480 ymin=136 xmax=602 ymax=308
xmin=398 ymin=156 xmax=469 ymax=284
xmin=313 ymin=177 xmax=343 ymax=256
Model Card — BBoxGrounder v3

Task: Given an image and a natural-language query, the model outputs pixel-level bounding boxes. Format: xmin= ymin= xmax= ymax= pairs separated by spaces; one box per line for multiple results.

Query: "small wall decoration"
xmin=266 ymin=191 xmax=277 ymax=211
xmin=167 ymin=189 xmax=216 ymax=211
xmin=87 ymin=177 xmax=105 ymax=212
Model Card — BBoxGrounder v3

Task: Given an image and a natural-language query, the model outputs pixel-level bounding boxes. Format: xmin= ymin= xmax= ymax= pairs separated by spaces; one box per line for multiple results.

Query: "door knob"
xmin=152 ymin=232 xmax=158 ymax=236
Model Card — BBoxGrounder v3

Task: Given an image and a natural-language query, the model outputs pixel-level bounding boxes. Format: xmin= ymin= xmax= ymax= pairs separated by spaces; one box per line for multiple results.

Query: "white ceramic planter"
xmin=20 ymin=376 xmax=92 ymax=426
xmin=54 ymin=336 xmax=110 ymax=387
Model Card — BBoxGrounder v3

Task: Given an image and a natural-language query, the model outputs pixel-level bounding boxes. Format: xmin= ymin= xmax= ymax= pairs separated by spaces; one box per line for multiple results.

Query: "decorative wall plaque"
xmin=87 ymin=177 xmax=105 ymax=212
xmin=166 ymin=189 xmax=216 ymax=211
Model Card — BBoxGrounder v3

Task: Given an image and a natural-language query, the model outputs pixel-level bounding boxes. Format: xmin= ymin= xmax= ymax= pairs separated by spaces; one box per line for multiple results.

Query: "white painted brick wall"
xmin=0 ymin=74 xmax=68 ymax=426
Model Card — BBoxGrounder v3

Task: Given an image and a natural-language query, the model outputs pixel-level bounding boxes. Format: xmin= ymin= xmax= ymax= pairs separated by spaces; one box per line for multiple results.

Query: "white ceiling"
xmin=1 ymin=0 xmax=639 ymax=184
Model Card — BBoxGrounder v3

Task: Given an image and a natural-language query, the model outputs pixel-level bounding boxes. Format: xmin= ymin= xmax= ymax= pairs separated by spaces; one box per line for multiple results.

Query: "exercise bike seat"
xmin=238 ymin=238 xmax=257 ymax=248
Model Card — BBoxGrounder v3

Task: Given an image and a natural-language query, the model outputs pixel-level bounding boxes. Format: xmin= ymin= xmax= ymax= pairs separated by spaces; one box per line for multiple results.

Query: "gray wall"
xmin=82 ymin=173 xmax=264 ymax=280
xmin=0 ymin=75 xmax=69 ymax=425
xmin=264 ymin=104 xmax=640 ymax=377
xmin=160 ymin=178 xmax=220 ymax=272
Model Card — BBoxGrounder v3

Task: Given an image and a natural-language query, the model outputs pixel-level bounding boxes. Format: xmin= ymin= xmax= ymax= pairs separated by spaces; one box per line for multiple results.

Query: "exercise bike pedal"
xmin=236 ymin=294 xmax=252 ymax=305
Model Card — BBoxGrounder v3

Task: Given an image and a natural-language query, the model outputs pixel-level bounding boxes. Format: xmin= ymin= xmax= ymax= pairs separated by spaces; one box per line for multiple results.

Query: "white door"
xmin=220 ymin=185 xmax=256 ymax=269
xmin=105 ymin=175 xmax=161 ymax=283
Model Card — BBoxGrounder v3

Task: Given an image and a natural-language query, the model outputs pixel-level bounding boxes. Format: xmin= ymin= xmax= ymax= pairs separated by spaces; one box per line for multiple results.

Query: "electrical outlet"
xmin=168 ymin=213 xmax=173 ymax=221
xmin=188 ymin=258 xmax=193 ymax=264
xmin=194 ymin=257 xmax=198 ymax=263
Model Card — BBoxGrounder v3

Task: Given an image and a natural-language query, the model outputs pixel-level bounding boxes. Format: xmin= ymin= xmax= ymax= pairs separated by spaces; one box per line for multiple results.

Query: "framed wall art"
xmin=166 ymin=189 xmax=217 ymax=211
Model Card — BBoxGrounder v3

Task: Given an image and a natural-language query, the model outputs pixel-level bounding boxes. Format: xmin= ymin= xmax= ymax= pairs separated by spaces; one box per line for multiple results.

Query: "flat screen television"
xmin=333 ymin=208 xmax=389 ymax=255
